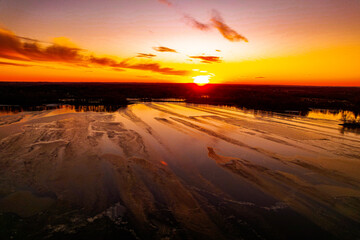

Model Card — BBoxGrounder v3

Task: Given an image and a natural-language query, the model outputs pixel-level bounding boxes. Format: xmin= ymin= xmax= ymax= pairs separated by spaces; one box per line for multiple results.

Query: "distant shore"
xmin=1 ymin=82 xmax=359 ymax=115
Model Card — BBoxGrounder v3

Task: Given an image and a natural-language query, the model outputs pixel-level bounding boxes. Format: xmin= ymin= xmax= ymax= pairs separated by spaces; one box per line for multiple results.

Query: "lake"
xmin=0 ymin=102 xmax=359 ymax=239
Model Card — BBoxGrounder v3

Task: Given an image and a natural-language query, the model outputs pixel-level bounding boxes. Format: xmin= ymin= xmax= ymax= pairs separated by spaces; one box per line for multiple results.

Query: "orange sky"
xmin=0 ymin=0 xmax=359 ymax=86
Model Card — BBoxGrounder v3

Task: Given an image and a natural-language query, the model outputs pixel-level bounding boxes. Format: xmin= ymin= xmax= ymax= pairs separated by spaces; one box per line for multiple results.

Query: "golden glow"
xmin=0 ymin=0 xmax=359 ymax=85
xmin=193 ymin=75 xmax=210 ymax=86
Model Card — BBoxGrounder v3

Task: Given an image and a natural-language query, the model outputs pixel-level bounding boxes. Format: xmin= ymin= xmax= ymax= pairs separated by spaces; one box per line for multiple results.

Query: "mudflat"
xmin=0 ymin=103 xmax=359 ymax=239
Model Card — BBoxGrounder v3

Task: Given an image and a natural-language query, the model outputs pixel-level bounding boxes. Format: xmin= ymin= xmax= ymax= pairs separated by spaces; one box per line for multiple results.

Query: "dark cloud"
xmin=89 ymin=56 xmax=119 ymax=67
xmin=0 ymin=28 xmax=189 ymax=76
xmin=125 ymin=62 xmax=188 ymax=75
xmin=210 ymin=10 xmax=248 ymax=42
xmin=152 ymin=46 xmax=177 ymax=53
xmin=183 ymin=15 xmax=211 ymax=31
xmin=89 ymin=56 xmax=188 ymax=76
xmin=182 ymin=10 xmax=248 ymax=43
xmin=43 ymin=45 xmax=82 ymax=62
xmin=158 ymin=0 xmax=172 ymax=6
xmin=0 ymin=29 xmax=83 ymax=63
xmin=136 ymin=53 xmax=156 ymax=58
xmin=189 ymin=56 xmax=222 ymax=64
xmin=0 ymin=61 xmax=32 ymax=67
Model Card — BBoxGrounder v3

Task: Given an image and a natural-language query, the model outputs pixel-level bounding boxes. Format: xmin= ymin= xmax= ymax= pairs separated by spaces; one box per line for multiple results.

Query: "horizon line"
xmin=0 ymin=81 xmax=359 ymax=88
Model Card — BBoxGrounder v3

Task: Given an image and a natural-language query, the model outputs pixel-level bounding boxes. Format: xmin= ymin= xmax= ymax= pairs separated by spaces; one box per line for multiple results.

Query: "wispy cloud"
xmin=183 ymin=15 xmax=211 ymax=31
xmin=136 ymin=53 xmax=156 ymax=58
xmin=88 ymin=56 xmax=118 ymax=66
xmin=153 ymin=46 xmax=178 ymax=53
xmin=210 ymin=10 xmax=248 ymax=42
xmin=158 ymin=0 xmax=172 ymax=7
xmin=89 ymin=56 xmax=188 ymax=75
xmin=155 ymin=0 xmax=248 ymax=43
xmin=182 ymin=10 xmax=248 ymax=43
xmin=0 ymin=28 xmax=189 ymax=76
xmin=112 ymin=68 xmax=125 ymax=72
xmin=0 ymin=61 xmax=33 ymax=67
xmin=189 ymin=55 xmax=222 ymax=63
xmin=125 ymin=62 xmax=188 ymax=75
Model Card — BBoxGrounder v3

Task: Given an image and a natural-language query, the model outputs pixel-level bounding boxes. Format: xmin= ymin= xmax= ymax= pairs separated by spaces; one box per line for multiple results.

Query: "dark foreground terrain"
xmin=1 ymin=82 xmax=359 ymax=115
xmin=0 ymin=82 xmax=360 ymax=239
xmin=1 ymin=102 xmax=360 ymax=240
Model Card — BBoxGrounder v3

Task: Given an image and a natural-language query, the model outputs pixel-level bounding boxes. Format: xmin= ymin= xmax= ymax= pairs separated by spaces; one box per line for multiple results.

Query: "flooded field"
xmin=0 ymin=103 xmax=360 ymax=239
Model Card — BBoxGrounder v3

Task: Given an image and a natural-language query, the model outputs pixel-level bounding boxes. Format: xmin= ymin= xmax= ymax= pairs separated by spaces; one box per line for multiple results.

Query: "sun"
xmin=193 ymin=75 xmax=210 ymax=86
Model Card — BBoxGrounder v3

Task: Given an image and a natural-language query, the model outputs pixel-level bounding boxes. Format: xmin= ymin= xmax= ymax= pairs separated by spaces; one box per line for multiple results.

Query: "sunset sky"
xmin=0 ymin=0 xmax=359 ymax=85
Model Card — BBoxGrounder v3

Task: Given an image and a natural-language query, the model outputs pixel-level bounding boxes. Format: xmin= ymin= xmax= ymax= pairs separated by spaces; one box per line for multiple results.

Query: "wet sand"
xmin=0 ymin=103 xmax=359 ymax=239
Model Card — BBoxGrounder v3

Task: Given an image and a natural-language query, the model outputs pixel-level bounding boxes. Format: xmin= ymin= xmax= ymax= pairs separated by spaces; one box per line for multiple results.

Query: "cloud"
xmin=158 ymin=0 xmax=172 ymax=6
xmin=182 ymin=10 xmax=248 ymax=43
xmin=89 ymin=56 xmax=118 ymax=67
xmin=136 ymin=53 xmax=156 ymax=58
xmin=183 ymin=15 xmax=211 ymax=31
xmin=17 ymin=36 xmax=43 ymax=43
xmin=152 ymin=46 xmax=177 ymax=53
xmin=0 ymin=28 xmax=83 ymax=63
xmin=0 ymin=28 xmax=189 ymax=76
xmin=112 ymin=68 xmax=126 ymax=72
xmin=210 ymin=10 xmax=248 ymax=42
xmin=189 ymin=55 xmax=222 ymax=63
xmin=125 ymin=62 xmax=188 ymax=75
xmin=89 ymin=56 xmax=188 ymax=76
xmin=0 ymin=61 xmax=32 ymax=67
xmin=156 ymin=0 xmax=248 ymax=43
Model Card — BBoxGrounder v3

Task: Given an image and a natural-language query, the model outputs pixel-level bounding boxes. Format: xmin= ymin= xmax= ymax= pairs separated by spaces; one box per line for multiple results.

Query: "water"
xmin=0 ymin=103 xmax=359 ymax=239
